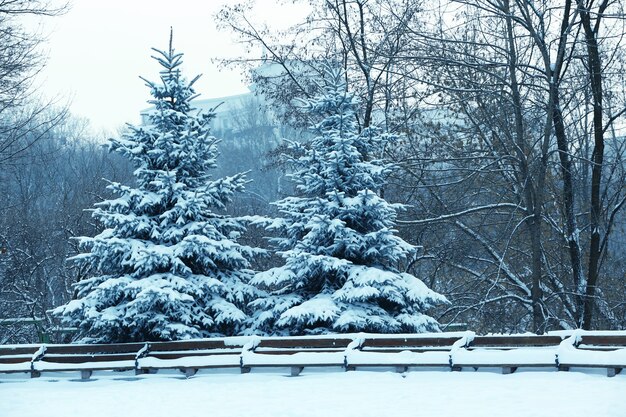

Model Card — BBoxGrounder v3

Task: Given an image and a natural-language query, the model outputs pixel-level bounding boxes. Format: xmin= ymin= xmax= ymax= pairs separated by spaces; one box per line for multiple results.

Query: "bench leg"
xmin=240 ymin=366 xmax=251 ymax=374
xmin=395 ymin=366 xmax=408 ymax=373
xmin=135 ymin=368 xmax=158 ymax=375
xmin=80 ymin=370 xmax=92 ymax=380
xmin=607 ymin=368 xmax=622 ymax=378
xmin=290 ymin=366 xmax=304 ymax=377
xmin=451 ymin=366 xmax=462 ymax=372
xmin=558 ymin=365 xmax=569 ymax=372
xmin=30 ymin=370 xmax=41 ymax=378
xmin=182 ymin=368 xmax=197 ymax=378
xmin=345 ymin=365 xmax=356 ymax=372
xmin=502 ymin=367 xmax=517 ymax=375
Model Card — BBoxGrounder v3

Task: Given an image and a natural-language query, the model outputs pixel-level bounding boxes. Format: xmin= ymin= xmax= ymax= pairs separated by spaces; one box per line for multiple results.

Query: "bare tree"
xmin=0 ymin=0 xmax=68 ymax=166
xmin=388 ymin=0 xmax=626 ymax=331
xmin=0 ymin=119 xmax=133 ymax=343
xmin=217 ymin=0 xmax=421 ymax=131
xmin=215 ymin=0 xmax=626 ymax=332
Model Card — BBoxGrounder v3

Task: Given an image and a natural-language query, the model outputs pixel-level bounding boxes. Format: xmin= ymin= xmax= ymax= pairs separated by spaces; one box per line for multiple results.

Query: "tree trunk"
xmin=577 ymin=0 xmax=606 ymax=330
xmin=504 ymin=0 xmax=544 ymax=332
xmin=552 ymin=90 xmax=585 ymax=322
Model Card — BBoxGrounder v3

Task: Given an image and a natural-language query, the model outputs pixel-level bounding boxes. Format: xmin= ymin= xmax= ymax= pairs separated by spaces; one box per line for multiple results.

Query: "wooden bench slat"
xmin=0 ymin=357 xmax=34 ymax=364
xmin=39 ymin=354 xmax=137 ymax=364
xmin=0 ymin=346 xmax=41 ymax=356
xmin=252 ymin=348 xmax=346 ymax=355
xmin=148 ymin=351 xmax=240 ymax=360
xmin=578 ymin=335 xmax=626 ymax=347
xmin=360 ymin=346 xmax=455 ymax=353
xmin=470 ymin=335 xmax=562 ymax=348
xmin=360 ymin=337 xmax=461 ymax=349
xmin=44 ymin=343 xmax=146 ymax=355
xmin=256 ymin=338 xmax=353 ymax=349
xmin=147 ymin=340 xmax=232 ymax=351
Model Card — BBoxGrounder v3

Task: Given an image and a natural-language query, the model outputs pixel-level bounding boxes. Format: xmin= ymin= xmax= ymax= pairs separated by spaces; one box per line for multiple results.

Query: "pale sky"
xmin=31 ymin=0 xmax=306 ymax=134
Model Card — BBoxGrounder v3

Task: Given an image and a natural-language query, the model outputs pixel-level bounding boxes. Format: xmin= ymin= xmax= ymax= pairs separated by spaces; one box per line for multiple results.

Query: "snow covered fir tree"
xmin=53 ymin=32 xmax=260 ymax=343
xmin=250 ymin=65 xmax=448 ymax=335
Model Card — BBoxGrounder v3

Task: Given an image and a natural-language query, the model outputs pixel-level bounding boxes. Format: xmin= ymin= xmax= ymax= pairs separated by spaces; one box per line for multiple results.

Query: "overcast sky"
xmin=32 ymin=0 xmax=304 ymax=134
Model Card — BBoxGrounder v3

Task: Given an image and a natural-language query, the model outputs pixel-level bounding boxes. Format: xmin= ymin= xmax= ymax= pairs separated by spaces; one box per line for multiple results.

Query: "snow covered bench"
xmin=0 ymin=345 xmax=41 ymax=374
xmin=30 ymin=342 xmax=146 ymax=379
xmin=345 ymin=334 xmax=469 ymax=372
xmin=557 ymin=332 xmax=626 ymax=377
xmin=136 ymin=338 xmax=248 ymax=377
xmin=452 ymin=335 xmax=562 ymax=374
xmin=241 ymin=336 xmax=356 ymax=376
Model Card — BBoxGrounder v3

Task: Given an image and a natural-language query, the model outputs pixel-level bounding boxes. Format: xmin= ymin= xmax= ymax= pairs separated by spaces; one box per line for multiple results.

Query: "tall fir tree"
xmin=54 ymin=32 xmax=260 ymax=342
xmin=251 ymin=65 xmax=447 ymax=335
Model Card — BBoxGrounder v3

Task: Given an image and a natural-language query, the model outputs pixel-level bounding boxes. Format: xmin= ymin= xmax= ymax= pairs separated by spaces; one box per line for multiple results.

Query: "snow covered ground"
xmin=1 ymin=368 xmax=624 ymax=417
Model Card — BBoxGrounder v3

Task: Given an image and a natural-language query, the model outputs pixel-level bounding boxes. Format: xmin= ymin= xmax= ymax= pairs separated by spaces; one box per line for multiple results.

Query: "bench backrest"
xmin=147 ymin=339 xmax=233 ymax=351
xmin=577 ymin=335 xmax=626 ymax=349
xmin=254 ymin=337 xmax=354 ymax=353
xmin=146 ymin=339 xmax=244 ymax=359
xmin=40 ymin=342 xmax=146 ymax=363
xmin=43 ymin=343 xmax=146 ymax=355
xmin=360 ymin=336 xmax=462 ymax=351
xmin=0 ymin=346 xmax=40 ymax=363
xmin=469 ymin=335 xmax=562 ymax=348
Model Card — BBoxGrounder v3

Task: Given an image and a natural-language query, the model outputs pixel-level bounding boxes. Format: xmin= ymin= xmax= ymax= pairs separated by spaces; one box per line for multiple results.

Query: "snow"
xmin=1 ymin=370 xmax=624 ymax=417
xmin=138 ymin=355 xmax=241 ymax=369
xmin=35 ymin=360 xmax=136 ymax=371
xmin=454 ymin=347 xmax=558 ymax=366
xmin=558 ymin=346 xmax=626 ymax=367
xmin=242 ymin=350 xmax=346 ymax=366
xmin=549 ymin=330 xmax=626 ymax=337
xmin=346 ymin=349 xmax=451 ymax=366
xmin=0 ymin=362 xmax=32 ymax=372
xmin=0 ymin=317 xmax=44 ymax=324
xmin=276 ymin=294 xmax=341 ymax=327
